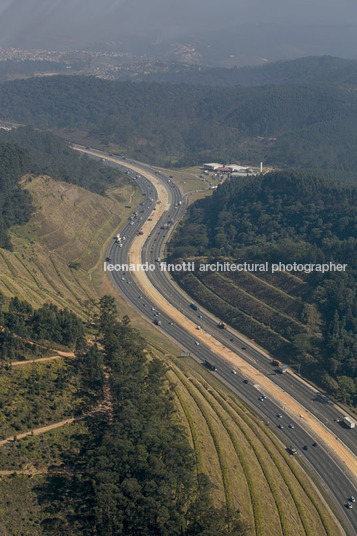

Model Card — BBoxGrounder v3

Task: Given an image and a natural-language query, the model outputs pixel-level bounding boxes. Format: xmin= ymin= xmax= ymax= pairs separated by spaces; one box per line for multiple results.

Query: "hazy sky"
xmin=0 ymin=0 xmax=356 ymax=60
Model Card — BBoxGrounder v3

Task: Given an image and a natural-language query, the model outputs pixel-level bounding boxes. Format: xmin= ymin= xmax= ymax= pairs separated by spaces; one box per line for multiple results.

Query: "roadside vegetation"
xmin=169 ymin=171 xmax=357 ymax=406
xmin=150 ymin=348 xmax=341 ymax=536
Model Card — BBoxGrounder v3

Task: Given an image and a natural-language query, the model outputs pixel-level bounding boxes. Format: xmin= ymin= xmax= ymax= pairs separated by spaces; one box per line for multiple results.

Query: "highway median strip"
xmin=89 ymin=151 xmax=357 ymax=489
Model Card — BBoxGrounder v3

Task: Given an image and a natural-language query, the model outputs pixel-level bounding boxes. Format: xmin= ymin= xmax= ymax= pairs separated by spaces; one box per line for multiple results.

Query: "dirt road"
xmin=10 ymin=355 xmax=74 ymax=367
xmin=0 ymin=417 xmax=82 ymax=446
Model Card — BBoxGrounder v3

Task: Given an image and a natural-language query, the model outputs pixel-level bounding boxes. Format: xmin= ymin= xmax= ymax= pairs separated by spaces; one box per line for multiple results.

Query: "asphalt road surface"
xmin=74 ymin=145 xmax=357 ymax=535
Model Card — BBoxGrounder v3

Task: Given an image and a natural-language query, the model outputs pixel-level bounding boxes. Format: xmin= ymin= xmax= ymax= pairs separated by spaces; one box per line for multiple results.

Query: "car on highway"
xmin=195 ymin=341 xmax=200 ymax=345
xmin=278 ymin=424 xmax=284 ymax=429
xmin=288 ymin=424 xmax=295 ymax=429
xmin=243 ymin=379 xmax=249 ymax=384
xmin=346 ymin=502 xmax=353 ymax=509
xmin=350 ymin=496 xmax=356 ymax=503
xmin=277 ymin=414 xmax=283 ymax=418
xmin=303 ymin=445 xmax=309 ymax=450
xmin=232 ymin=369 xmax=237 ymax=375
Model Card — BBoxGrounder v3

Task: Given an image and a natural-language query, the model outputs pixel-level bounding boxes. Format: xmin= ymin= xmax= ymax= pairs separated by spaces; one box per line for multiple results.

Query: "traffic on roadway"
xmin=74 ymin=145 xmax=357 ymax=535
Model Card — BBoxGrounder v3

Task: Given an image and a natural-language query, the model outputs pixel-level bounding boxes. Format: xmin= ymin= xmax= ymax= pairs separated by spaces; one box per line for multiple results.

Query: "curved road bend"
xmin=74 ymin=145 xmax=357 ymax=535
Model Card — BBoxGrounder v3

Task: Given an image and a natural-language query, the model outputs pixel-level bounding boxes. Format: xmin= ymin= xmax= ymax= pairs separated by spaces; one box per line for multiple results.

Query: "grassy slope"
xmin=0 ymin=174 xmax=138 ymax=317
xmin=159 ymin=350 xmax=342 ymax=536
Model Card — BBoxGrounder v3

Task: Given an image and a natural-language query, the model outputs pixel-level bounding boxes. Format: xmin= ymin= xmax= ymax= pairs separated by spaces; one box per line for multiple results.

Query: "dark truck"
xmin=204 ymin=360 xmax=217 ymax=371
xmin=190 ymin=302 xmax=199 ymax=311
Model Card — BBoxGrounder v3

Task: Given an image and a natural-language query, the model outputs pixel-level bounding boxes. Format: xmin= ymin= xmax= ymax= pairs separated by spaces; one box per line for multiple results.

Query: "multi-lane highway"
xmin=74 ymin=145 xmax=357 ymax=535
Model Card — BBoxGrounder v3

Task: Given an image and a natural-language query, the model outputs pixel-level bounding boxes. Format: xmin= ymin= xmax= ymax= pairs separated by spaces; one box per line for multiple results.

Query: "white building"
xmin=231 ymin=170 xmax=256 ymax=177
xmin=226 ymin=164 xmax=248 ymax=172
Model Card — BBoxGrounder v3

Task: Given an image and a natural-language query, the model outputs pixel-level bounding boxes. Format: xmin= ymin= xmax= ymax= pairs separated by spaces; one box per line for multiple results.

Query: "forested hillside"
xmin=1 ymin=76 xmax=357 ymax=179
xmin=0 ymin=294 xmax=85 ymax=360
xmin=0 ymin=126 xmax=122 ymax=194
xmin=0 ymin=294 xmax=246 ymax=535
xmin=169 ymin=172 xmax=357 ymax=405
xmin=0 ymin=128 xmax=124 ymax=249
xmin=0 ymin=143 xmax=33 ymax=248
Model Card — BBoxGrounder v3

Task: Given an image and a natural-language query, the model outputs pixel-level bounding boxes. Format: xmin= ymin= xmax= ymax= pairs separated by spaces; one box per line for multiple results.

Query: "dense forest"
xmin=27 ymin=297 xmax=245 ymax=536
xmin=1 ymin=75 xmax=357 ymax=179
xmin=0 ymin=142 xmax=33 ymax=248
xmin=169 ymin=172 xmax=357 ymax=405
xmin=0 ymin=128 xmax=124 ymax=248
xmin=0 ymin=294 xmax=245 ymax=534
xmin=0 ymin=294 xmax=85 ymax=359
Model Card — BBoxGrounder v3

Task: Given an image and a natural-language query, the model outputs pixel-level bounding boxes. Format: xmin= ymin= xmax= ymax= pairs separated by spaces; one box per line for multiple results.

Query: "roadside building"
xmin=227 ymin=164 xmax=247 ymax=172
xmin=202 ymin=163 xmax=223 ymax=171
xmin=216 ymin=167 xmax=232 ymax=173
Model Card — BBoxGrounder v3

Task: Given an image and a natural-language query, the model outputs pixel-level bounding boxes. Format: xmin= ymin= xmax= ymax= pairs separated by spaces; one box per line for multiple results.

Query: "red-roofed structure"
xmin=216 ymin=167 xmax=232 ymax=173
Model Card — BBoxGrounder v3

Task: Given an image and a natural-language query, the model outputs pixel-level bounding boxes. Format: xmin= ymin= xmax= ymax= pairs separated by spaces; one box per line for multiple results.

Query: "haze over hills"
xmin=0 ymin=0 xmax=357 ymax=65
xmin=142 ymin=56 xmax=357 ymax=87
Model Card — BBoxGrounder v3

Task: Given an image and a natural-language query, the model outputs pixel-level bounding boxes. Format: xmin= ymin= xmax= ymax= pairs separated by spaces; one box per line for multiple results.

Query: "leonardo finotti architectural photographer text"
xmin=104 ymin=261 xmax=348 ymax=274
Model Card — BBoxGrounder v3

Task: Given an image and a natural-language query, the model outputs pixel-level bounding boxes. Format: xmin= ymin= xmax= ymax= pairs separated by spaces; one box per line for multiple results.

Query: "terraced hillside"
xmin=0 ymin=174 xmax=139 ymax=317
xmin=160 ymin=351 xmax=342 ymax=536
xmin=175 ymin=267 xmax=316 ymax=361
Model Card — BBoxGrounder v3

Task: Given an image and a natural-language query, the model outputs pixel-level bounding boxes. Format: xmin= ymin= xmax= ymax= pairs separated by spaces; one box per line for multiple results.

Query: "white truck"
xmin=343 ymin=416 xmax=356 ymax=429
